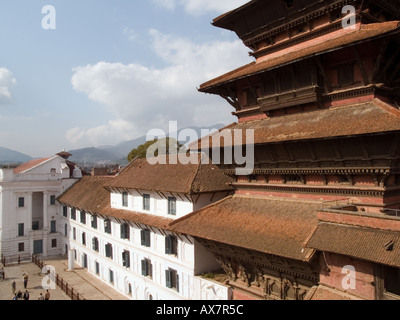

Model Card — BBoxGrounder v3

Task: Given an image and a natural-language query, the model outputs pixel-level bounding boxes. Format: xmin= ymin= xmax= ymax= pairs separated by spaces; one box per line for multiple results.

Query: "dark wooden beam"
xmin=353 ymin=46 xmax=370 ymax=85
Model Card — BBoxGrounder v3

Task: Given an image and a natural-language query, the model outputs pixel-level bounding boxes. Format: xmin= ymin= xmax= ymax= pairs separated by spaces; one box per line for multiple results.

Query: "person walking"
xmin=11 ymin=280 xmax=16 ymax=294
xmin=44 ymin=289 xmax=50 ymax=300
xmin=23 ymin=290 xmax=30 ymax=300
xmin=38 ymin=293 xmax=44 ymax=300
xmin=23 ymin=272 xmax=28 ymax=289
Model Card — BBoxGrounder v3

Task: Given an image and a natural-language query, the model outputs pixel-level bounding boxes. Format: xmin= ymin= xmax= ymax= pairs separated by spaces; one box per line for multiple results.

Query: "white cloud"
xmin=0 ymin=68 xmax=16 ymax=104
xmin=151 ymin=0 xmax=249 ymax=15
xmin=69 ymin=29 xmax=250 ymax=147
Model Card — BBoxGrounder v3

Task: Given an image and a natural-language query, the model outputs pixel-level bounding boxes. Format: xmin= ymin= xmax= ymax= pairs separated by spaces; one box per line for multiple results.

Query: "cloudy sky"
xmin=0 ymin=0 xmax=251 ymax=158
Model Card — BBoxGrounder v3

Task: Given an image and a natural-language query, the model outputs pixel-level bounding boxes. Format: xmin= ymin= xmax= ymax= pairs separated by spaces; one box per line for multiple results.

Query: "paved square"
xmin=0 ymin=255 xmax=128 ymax=300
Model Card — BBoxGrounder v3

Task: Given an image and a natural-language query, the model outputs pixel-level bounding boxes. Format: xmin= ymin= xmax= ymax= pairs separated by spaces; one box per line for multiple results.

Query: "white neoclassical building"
xmin=58 ymin=155 xmax=234 ymax=300
xmin=0 ymin=153 xmax=81 ymax=261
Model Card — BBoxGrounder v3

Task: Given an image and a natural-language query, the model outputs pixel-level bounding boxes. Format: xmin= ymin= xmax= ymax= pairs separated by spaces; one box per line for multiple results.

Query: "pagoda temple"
xmin=170 ymin=0 xmax=400 ymax=300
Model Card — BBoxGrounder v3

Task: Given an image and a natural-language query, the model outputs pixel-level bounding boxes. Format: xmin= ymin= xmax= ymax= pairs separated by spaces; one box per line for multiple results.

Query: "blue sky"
xmin=0 ymin=0 xmax=251 ymax=158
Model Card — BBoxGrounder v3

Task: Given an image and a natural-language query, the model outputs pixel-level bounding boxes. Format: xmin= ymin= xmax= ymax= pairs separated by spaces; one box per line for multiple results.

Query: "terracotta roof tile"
xmin=306 ymin=223 xmax=400 ymax=268
xmin=57 ymin=176 xmax=174 ymax=229
xmin=307 ymin=285 xmax=360 ymax=300
xmin=199 ymin=21 xmax=400 ymax=92
xmin=191 ymin=98 xmax=400 ymax=149
xmin=105 ymin=155 xmax=234 ymax=194
xmin=14 ymin=157 xmax=53 ymax=174
xmin=169 ymin=195 xmax=321 ymax=261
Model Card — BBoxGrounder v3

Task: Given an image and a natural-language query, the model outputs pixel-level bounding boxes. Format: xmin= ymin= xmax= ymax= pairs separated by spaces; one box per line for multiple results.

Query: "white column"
xmin=26 ymin=192 xmax=33 ymax=232
xmin=68 ymin=249 xmax=75 ymax=271
xmin=43 ymin=191 xmax=49 ymax=230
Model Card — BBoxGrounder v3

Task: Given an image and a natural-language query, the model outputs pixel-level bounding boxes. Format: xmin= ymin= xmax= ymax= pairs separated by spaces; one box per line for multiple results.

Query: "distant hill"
xmin=67 ymin=123 xmax=226 ymax=167
xmin=0 ymin=146 xmax=33 ymax=165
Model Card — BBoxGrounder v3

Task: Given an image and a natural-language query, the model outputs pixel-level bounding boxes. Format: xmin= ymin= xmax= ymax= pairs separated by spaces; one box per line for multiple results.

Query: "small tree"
xmin=127 ymin=138 xmax=184 ymax=162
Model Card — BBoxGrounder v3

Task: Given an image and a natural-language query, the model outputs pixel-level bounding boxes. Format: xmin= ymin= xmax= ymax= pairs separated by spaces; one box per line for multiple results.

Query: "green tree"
xmin=127 ymin=138 xmax=185 ymax=162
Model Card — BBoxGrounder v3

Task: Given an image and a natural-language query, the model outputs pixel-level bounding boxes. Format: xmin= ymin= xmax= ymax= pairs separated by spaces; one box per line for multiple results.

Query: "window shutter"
xmin=126 ymin=252 xmax=130 ymax=268
xmin=144 ymin=230 xmax=151 ymax=247
xmin=166 ymin=269 xmax=171 ymax=288
xmin=141 ymin=230 xmax=145 ymax=246
xmin=149 ymin=262 xmax=153 ymax=279
xmin=165 ymin=236 xmax=171 ymax=254
xmin=121 ymin=224 xmax=125 ymax=239
xmin=141 ymin=260 xmax=146 ymax=276
xmin=172 ymin=236 xmax=178 ymax=256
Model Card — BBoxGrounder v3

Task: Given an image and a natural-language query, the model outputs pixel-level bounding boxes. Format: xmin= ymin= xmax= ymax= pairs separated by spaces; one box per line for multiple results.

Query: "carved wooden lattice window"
xmin=245 ymin=88 xmax=258 ymax=106
xmin=337 ymin=63 xmax=354 ymax=87
xmin=279 ymin=70 xmax=293 ymax=92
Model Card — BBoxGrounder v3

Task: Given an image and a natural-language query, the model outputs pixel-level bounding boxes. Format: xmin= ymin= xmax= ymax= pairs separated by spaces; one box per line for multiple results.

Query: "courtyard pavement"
xmin=0 ymin=255 xmax=128 ymax=300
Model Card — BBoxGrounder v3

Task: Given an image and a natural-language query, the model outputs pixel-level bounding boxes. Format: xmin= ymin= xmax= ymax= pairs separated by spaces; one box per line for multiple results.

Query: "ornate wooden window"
xmin=245 ymin=88 xmax=258 ymax=106
xmin=337 ymin=63 xmax=354 ymax=87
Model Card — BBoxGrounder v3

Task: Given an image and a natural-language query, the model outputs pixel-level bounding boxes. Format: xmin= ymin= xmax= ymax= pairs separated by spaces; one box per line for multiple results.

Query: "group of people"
xmin=10 ymin=272 xmax=50 ymax=300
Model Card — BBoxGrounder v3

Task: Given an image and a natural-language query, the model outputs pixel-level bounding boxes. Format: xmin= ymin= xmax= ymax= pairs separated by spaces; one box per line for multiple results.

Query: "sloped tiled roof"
xmin=169 ymin=195 xmax=322 ymax=261
xmin=199 ymin=21 xmax=400 ymax=92
xmin=306 ymin=222 xmax=400 ymax=268
xmin=190 ymin=98 xmax=400 ymax=149
xmin=57 ymin=176 xmax=174 ymax=229
xmin=14 ymin=157 xmax=53 ymax=174
xmin=105 ymin=155 xmax=234 ymax=194
xmin=57 ymin=176 xmax=112 ymax=213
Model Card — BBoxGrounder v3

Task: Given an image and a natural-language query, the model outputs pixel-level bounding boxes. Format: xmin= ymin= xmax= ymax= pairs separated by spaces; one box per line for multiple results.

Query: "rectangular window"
xmin=32 ymin=221 xmax=40 ymax=231
xmin=165 ymin=268 xmax=179 ymax=292
xmin=165 ymin=235 xmax=178 ymax=256
xmin=50 ymin=195 xmax=56 ymax=205
xmin=105 ymin=243 xmax=113 ymax=259
xmin=95 ymin=262 xmax=100 ymax=275
xmin=91 ymin=215 xmax=98 ymax=229
xmin=51 ymin=239 xmax=57 ymax=248
xmin=168 ymin=197 xmax=177 ymax=216
xmin=18 ymin=243 xmax=25 ymax=252
xmin=73 ymin=227 xmax=76 ymax=241
xmin=120 ymin=223 xmax=130 ymax=240
xmin=109 ymin=269 xmax=114 ymax=284
xmin=50 ymin=220 xmax=56 ymax=233
xmin=122 ymin=250 xmax=130 ymax=268
xmin=80 ymin=211 xmax=86 ymax=224
xmin=71 ymin=208 xmax=76 ymax=220
xmin=63 ymin=206 xmax=68 ymax=217
xmin=143 ymin=194 xmax=150 ymax=211
xmin=122 ymin=192 xmax=129 ymax=207
xmin=92 ymin=237 xmax=99 ymax=252
xmin=82 ymin=232 xmax=86 ymax=246
xmin=141 ymin=258 xmax=152 ymax=279
xmin=18 ymin=197 xmax=24 ymax=208
xmin=104 ymin=219 xmax=112 ymax=234
xmin=64 ymin=224 xmax=68 ymax=236
xmin=140 ymin=229 xmax=151 ymax=247
xmin=18 ymin=223 xmax=24 ymax=237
